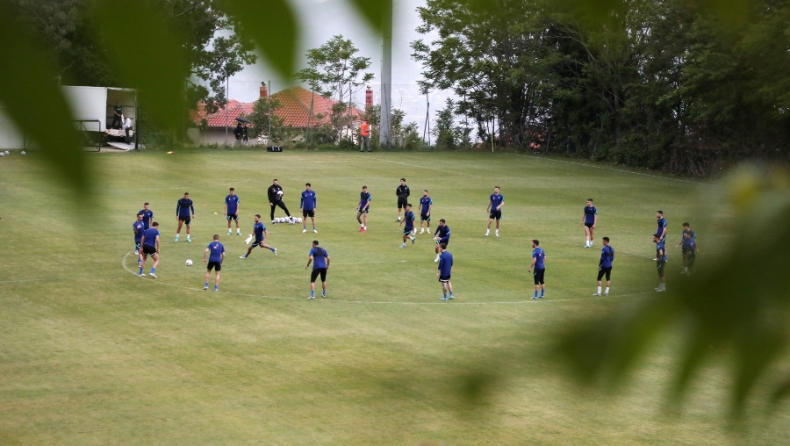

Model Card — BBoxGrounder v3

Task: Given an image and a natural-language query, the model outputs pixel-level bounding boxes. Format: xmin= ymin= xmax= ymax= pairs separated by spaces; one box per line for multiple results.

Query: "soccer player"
xmin=139 ymin=221 xmax=161 ymax=278
xmin=356 ymin=186 xmax=371 ymax=232
xmin=175 ymin=192 xmax=195 ymax=242
xmin=594 ymin=236 xmax=615 ymax=296
xmin=300 ymin=183 xmax=318 ymax=233
xmin=437 ymin=243 xmax=454 ymax=301
xmin=680 ymin=230 xmax=698 ymax=275
xmin=399 ymin=203 xmax=416 ymax=248
xmin=654 ymin=233 xmax=667 ymax=292
xmin=433 ymin=218 xmax=450 ymax=262
xmin=306 ymin=240 xmax=330 ymax=299
xmin=486 ymin=186 xmax=504 ymax=237
xmin=580 ymin=198 xmax=598 ymax=248
xmin=133 ymin=212 xmax=144 ymax=261
xmin=138 ymin=202 xmax=154 ymax=230
xmin=675 ymin=222 xmax=698 ymax=274
xmin=267 ymin=179 xmax=292 ymax=223
xmin=241 ymin=214 xmax=277 ymax=258
xmin=528 ymin=239 xmax=546 ymax=299
xmin=656 ymin=210 xmax=667 ymax=241
xmin=419 ymin=190 xmax=433 ymax=234
xmin=203 ymin=234 xmax=225 ymax=292
xmin=224 ymin=187 xmax=241 ymax=235
xmin=396 ymin=178 xmax=410 ymax=222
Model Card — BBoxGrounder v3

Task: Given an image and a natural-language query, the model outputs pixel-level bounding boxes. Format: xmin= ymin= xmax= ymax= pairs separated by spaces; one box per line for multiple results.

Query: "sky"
xmin=225 ymin=0 xmax=454 ymax=137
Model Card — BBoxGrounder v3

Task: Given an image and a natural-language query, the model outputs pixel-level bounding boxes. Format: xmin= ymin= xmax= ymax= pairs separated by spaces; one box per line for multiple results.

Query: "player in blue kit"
xmin=300 ymin=183 xmax=318 ymax=234
xmin=486 ymin=186 xmax=504 ymax=237
xmin=175 ymin=192 xmax=195 ymax=242
xmin=399 ymin=203 xmax=416 ymax=248
xmin=138 ymin=203 xmax=153 ymax=230
xmin=528 ymin=239 xmax=546 ymax=299
xmin=594 ymin=237 xmax=614 ymax=296
xmin=240 ymin=214 xmax=277 ymax=258
xmin=356 ymin=186 xmax=371 ymax=232
xmin=419 ymin=190 xmax=433 ymax=234
xmin=203 ymin=234 xmax=225 ymax=292
xmin=580 ymin=198 xmax=598 ymax=248
xmin=139 ymin=222 xmax=160 ymax=278
xmin=133 ymin=212 xmax=145 ymax=263
xmin=224 ymin=187 xmax=241 ymax=236
xmin=676 ymin=222 xmax=698 ymax=275
xmin=306 ymin=240 xmax=330 ymax=299
xmin=433 ymin=219 xmax=450 ymax=262
xmin=437 ymin=243 xmax=454 ymax=301
xmin=655 ymin=210 xmax=667 ymax=241
xmin=654 ymin=233 xmax=667 ymax=292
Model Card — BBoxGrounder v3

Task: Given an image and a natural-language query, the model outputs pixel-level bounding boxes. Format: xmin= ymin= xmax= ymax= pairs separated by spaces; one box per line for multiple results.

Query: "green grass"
xmin=0 ymin=150 xmax=787 ymax=445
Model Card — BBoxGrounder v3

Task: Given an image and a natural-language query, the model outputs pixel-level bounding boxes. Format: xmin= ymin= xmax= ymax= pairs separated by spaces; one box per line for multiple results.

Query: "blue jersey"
xmin=225 ymin=195 xmax=240 ymax=215
xmin=532 ymin=247 xmax=546 ymax=270
xmin=359 ymin=191 xmax=371 ymax=209
xmin=584 ymin=206 xmax=598 ymax=224
xmin=301 ymin=190 xmax=317 ymax=210
xmin=133 ymin=221 xmax=144 ymax=243
xmin=253 ymin=221 xmax=265 ymax=241
xmin=434 ymin=225 xmax=451 ymax=243
xmin=656 ymin=241 xmax=667 ymax=261
xmin=142 ymin=227 xmax=160 ymax=247
xmin=138 ymin=210 xmax=154 ymax=229
xmin=600 ymin=245 xmax=615 ymax=268
xmin=176 ymin=198 xmax=194 ymax=217
xmin=420 ymin=197 xmax=433 ymax=215
xmin=404 ymin=210 xmax=415 ymax=230
xmin=656 ymin=218 xmax=667 ymax=238
xmin=310 ymin=247 xmax=328 ymax=269
xmin=490 ymin=193 xmax=504 ymax=210
xmin=207 ymin=241 xmax=225 ymax=263
xmin=438 ymin=251 xmax=453 ymax=277
xmin=682 ymin=237 xmax=697 ymax=254
xmin=682 ymin=229 xmax=696 ymax=240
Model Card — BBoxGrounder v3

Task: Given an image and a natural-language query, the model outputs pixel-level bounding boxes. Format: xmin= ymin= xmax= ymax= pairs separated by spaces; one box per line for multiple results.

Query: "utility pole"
xmin=423 ymin=92 xmax=430 ymax=147
xmin=224 ymin=73 xmax=229 ymax=146
xmin=379 ymin=0 xmax=393 ymax=147
xmin=268 ymin=80 xmax=272 ymax=146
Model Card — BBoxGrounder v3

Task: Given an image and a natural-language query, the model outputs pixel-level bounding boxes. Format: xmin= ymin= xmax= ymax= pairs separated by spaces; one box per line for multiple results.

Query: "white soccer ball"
xmin=20 ymin=151 xmax=25 ymax=155
xmin=3 ymin=151 xmax=8 ymax=155
xmin=185 ymin=259 xmax=193 ymax=267
xmin=289 ymin=218 xmax=294 ymax=225
xmin=0 ymin=153 xmax=4 ymax=157
xmin=296 ymin=217 xmax=303 ymax=223
xmin=277 ymin=190 xmax=284 ymax=196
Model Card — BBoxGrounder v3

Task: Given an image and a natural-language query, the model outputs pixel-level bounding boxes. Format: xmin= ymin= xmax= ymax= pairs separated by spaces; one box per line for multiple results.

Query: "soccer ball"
xmin=0 ymin=153 xmax=4 ymax=157
xmin=185 ymin=259 xmax=193 ymax=267
xmin=289 ymin=218 xmax=294 ymax=225
xmin=20 ymin=151 xmax=25 ymax=155
xmin=277 ymin=190 xmax=284 ymax=196
xmin=3 ymin=151 xmax=8 ymax=155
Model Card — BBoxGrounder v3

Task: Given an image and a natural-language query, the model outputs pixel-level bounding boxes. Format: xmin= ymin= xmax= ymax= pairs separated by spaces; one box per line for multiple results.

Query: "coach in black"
xmin=267 ymin=179 xmax=292 ymax=223
xmin=396 ymin=177 xmax=410 ymax=222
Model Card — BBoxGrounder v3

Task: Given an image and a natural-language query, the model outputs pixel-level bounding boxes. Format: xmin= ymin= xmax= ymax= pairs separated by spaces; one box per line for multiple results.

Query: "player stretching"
xmin=357 ymin=186 xmax=371 ymax=232
xmin=594 ymin=237 xmax=614 ymax=296
xmin=676 ymin=222 xmax=698 ymax=275
xmin=437 ymin=243 xmax=454 ymax=301
xmin=175 ymin=192 xmax=195 ymax=242
xmin=528 ymin=239 xmax=546 ymax=299
xmin=203 ymin=234 xmax=225 ymax=291
xmin=133 ymin=212 xmax=145 ymax=263
xmin=396 ymin=178 xmax=410 ymax=222
xmin=433 ymin=219 xmax=450 ymax=262
xmin=300 ymin=183 xmax=317 ymax=233
xmin=241 ymin=214 xmax=277 ymax=258
xmin=580 ymin=198 xmax=598 ymax=248
xmin=224 ymin=187 xmax=241 ymax=235
xmin=654 ymin=234 xmax=667 ymax=292
xmin=268 ymin=179 xmax=292 ymax=224
xmin=486 ymin=186 xmax=504 ymax=237
xmin=139 ymin=202 xmax=153 ymax=229
xmin=306 ymin=240 xmax=330 ymax=299
xmin=399 ymin=203 xmax=416 ymax=248
xmin=139 ymin=222 xmax=161 ymax=278
xmin=419 ymin=190 xmax=433 ymax=234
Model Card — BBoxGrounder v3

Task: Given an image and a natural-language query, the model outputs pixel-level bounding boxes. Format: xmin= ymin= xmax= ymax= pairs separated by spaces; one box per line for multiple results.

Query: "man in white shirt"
xmin=124 ymin=117 xmax=132 ymax=144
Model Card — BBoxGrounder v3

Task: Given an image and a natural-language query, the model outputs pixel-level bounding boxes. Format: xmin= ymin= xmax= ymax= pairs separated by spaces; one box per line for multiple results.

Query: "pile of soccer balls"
xmin=273 ymin=217 xmax=302 ymax=224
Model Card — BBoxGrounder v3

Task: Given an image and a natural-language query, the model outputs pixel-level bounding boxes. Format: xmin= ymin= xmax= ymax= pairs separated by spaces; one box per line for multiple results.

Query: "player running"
xmin=594 ymin=237 xmax=614 ymax=296
xmin=676 ymin=222 xmax=698 ymax=275
xmin=241 ymin=214 xmax=277 ymax=258
xmin=267 ymin=179 xmax=292 ymax=224
xmin=357 ymin=186 xmax=371 ymax=232
xmin=396 ymin=178 xmax=410 ymax=222
xmin=306 ymin=240 xmax=330 ymax=299
xmin=399 ymin=203 xmax=416 ymax=248
xmin=139 ymin=222 xmax=161 ymax=278
xmin=580 ymin=198 xmax=598 ymax=248
xmin=175 ymin=192 xmax=195 ymax=242
xmin=528 ymin=239 xmax=546 ymax=299
xmin=419 ymin=190 xmax=433 ymax=234
xmin=133 ymin=212 xmax=145 ymax=262
xmin=654 ymin=234 xmax=667 ymax=292
xmin=224 ymin=187 xmax=241 ymax=235
xmin=203 ymin=234 xmax=225 ymax=292
xmin=138 ymin=202 xmax=154 ymax=230
xmin=300 ymin=183 xmax=318 ymax=233
xmin=433 ymin=219 xmax=450 ymax=262
xmin=486 ymin=186 xmax=504 ymax=237
xmin=437 ymin=243 xmax=454 ymax=301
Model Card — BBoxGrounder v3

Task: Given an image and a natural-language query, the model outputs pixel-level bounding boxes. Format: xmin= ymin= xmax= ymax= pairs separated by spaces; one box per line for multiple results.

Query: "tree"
xmin=433 ymin=98 xmax=459 ymax=149
xmin=248 ymin=93 xmax=288 ymax=144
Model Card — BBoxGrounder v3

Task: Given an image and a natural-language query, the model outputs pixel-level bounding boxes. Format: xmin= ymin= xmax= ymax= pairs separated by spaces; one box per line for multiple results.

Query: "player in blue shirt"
xmin=654 ymin=233 xmax=667 ymax=292
xmin=241 ymin=214 xmax=277 ymax=258
xmin=306 ymin=240 xmax=331 ymax=299
xmin=356 ymin=186 xmax=371 ymax=232
xmin=528 ymin=239 xmax=547 ymax=299
xmin=580 ymin=198 xmax=598 ymax=248
xmin=655 ymin=210 xmax=668 ymax=243
xmin=300 ymin=183 xmax=318 ymax=234
xmin=594 ymin=236 xmax=614 ymax=296
xmin=486 ymin=186 xmax=504 ymax=237
xmin=437 ymin=243 xmax=454 ymax=301
xmin=133 ymin=212 xmax=145 ymax=265
xmin=433 ymin=219 xmax=450 ymax=262
xmin=419 ymin=190 xmax=433 ymax=234
xmin=139 ymin=222 xmax=160 ymax=278
xmin=399 ymin=203 xmax=416 ymax=248
xmin=138 ymin=203 xmax=154 ymax=230
xmin=676 ymin=222 xmax=698 ymax=275
xmin=224 ymin=187 xmax=241 ymax=236
xmin=175 ymin=192 xmax=195 ymax=242
xmin=203 ymin=234 xmax=225 ymax=292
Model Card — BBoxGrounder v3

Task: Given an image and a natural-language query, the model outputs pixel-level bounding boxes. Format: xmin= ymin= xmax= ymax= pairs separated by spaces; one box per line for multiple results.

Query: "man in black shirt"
xmin=234 ymin=123 xmax=243 ymax=145
xmin=267 ymin=179 xmax=292 ymax=223
xmin=111 ymin=101 xmax=123 ymax=129
xmin=396 ymin=177 xmax=410 ymax=222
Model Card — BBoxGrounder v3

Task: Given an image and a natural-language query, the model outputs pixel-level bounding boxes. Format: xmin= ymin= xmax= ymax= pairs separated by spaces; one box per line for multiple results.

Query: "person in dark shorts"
xmin=111 ymin=101 xmax=123 ymax=129
xmin=306 ymin=240 xmax=330 ymax=299
xmin=175 ymin=192 xmax=195 ymax=242
xmin=301 ymin=183 xmax=317 ymax=233
xmin=528 ymin=239 xmax=546 ymax=299
xmin=396 ymin=178 xmax=410 ymax=222
xmin=139 ymin=222 xmax=161 ymax=278
xmin=580 ymin=198 xmax=598 ymax=248
xmin=486 ymin=186 xmax=504 ymax=237
xmin=433 ymin=218 xmax=450 ymax=262
xmin=133 ymin=212 xmax=145 ymax=258
xmin=399 ymin=203 xmax=416 ymax=248
xmin=203 ymin=234 xmax=225 ymax=291
xmin=437 ymin=243 xmax=454 ymax=301
xmin=240 ymin=214 xmax=277 ymax=258
xmin=680 ymin=229 xmax=698 ymax=275
xmin=224 ymin=187 xmax=241 ymax=235
xmin=654 ymin=234 xmax=667 ymax=292
xmin=594 ymin=236 xmax=614 ymax=296
xmin=419 ymin=190 xmax=433 ymax=234
xmin=267 ymin=179 xmax=292 ymax=223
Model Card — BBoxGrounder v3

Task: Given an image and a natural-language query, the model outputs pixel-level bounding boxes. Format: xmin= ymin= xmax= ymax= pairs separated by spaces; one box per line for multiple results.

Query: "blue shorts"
xmin=358 ymin=208 xmax=369 ymax=214
xmin=435 ymin=239 xmax=449 ymax=246
xmin=251 ymin=239 xmax=265 ymax=247
xmin=135 ymin=242 xmax=141 ymax=250
xmin=403 ymin=228 xmax=414 ymax=235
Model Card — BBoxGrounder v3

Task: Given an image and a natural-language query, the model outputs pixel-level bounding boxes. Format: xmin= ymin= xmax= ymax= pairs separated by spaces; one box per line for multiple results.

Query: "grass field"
xmin=1 ymin=150 xmax=788 ymax=445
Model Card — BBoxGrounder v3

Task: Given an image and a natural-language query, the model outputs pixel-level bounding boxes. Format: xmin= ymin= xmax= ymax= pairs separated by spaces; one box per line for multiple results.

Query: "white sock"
xmin=597 ymin=286 xmax=602 ymax=294
xmin=605 ymin=287 xmax=609 ymax=294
